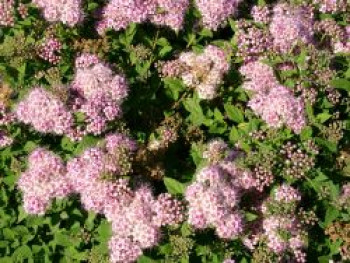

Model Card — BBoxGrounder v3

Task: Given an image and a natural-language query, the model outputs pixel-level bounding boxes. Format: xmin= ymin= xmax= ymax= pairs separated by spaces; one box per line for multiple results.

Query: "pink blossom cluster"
xmin=313 ymin=0 xmax=348 ymax=13
xmin=17 ymin=148 xmax=71 ymax=215
xmin=106 ymin=185 xmax=184 ymax=262
xmin=269 ymin=4 xmax=314 ymax=53
xmin=240 ymin=61 xmax=306 ymax=133
xmin=15 ymin=54 xmax=128 ymax=140
xmin=236 ymin=4 xmax=316 ymax=61
xmin=244 ymin=185 xmax=307 ymax=263
xmin=15 ymin=87 xmax=74 ymax=135
xmin=32 ymin=0 xmax=83 ymax=26
xmin=0 ymin=0 xmax=15 ymax=26
xmin=17 ymin=133 xmax=184 ymax=262
xmin=251 ymin=5 xmax=270 ymax=24
xmin=235 ymin=20 xmax=272 ymax=62
xmin=339 ymin=183 xmax=350 ymax=207
xmin=38 ymin=37 xmax=62 ymax=64
xmin=248 ymin=86 xmax=306 ymax=133
xmin=0 ymin=130 xmax=13 ymax=148
xmin=70 ymin=54 xmax=128 ymax=137
xmin=161 ymin=45 xmax=230 ymax=99
xmin=97 ymin=0 xmax=189 ymax=34
xmin=66 ymin=133 xmax=138 ymax=213
xmin=185 ymin=140 xmax=256 ymax=239
xmin=195 ymin=0 xmax=243 ymax=31
xmin=0 ymin=102 xmax=14 ymax=126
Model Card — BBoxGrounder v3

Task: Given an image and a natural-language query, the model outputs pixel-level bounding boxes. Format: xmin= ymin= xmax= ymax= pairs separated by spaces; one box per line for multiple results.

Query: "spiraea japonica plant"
xmin=0 ymin=0 xmax=349 ymax=262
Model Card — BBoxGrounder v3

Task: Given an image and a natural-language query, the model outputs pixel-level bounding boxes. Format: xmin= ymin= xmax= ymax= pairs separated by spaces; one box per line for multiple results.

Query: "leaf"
xmin=163 ymin=78 xmax=185 ymax=100
xmin=55 ymin=232 xmax=74 ymax=247
xmin=324 ymin=206 xmax=339 ymax=226
xmin=24 ymin=141 xmax=37 ymax=152
xmin=330 ymin=79 xmax=350 ymax=92
xmin=245 ymin=212 xmax=258 ymax=222
xmin=137 ymin=255 xmax=156 ymax=263
xmin=96 ymin=220 xmax=112 ymax=242
xmin=164 ymin=177 xmax=186 ymax=195
xmin=316 ymin=112 xmax=332 ymax=123
xmin=183 ymin=97 xmax=205 ymax=126
xmin=12 ymin=245 xmax=32 ymax=261
xmin=300 ymin=126 xmax=313 ymax=141
xmin=224 ymin=104 xmax=244 ymax=123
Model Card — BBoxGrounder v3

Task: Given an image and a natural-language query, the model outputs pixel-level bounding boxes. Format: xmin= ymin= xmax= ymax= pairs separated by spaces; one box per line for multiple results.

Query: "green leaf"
xmin=300 ymin=126 xmax=313 ymax=141
xmin=224 ymin=104 xmax=244 ymax=123
xmin=12 ymin=245 xmax=32 ymax=261
xmin=163 ymin=78 xmax=185 ymax=100
xmin=330 ymin=79 xmax=350 ymax=92
xmin=183 ymin=97 xmax=205 ymax=126
xmin=245 ymin=212 xmax=258 ymax=222
xmin=164 ymin=177 xmax=186 ymax=195
xmin=55 ymin=232 xmax=74 ymax=247
xmin=96 ymin=220 xmax=112 ymax=242
xmin=324 ymin=206 xmax=339 ymax=226
xmin=316 ymin=112 xmax=332 ymax=123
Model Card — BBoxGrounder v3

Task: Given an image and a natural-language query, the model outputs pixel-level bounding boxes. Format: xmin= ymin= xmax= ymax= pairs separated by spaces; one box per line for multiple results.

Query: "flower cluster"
xmin=236 ymin=3 xmax=317 ymax=61
xmin=0 ymin=0 xmax=15 ymax=27
xmin=66 ymin=133 xmax=137 ymax=213
xmin=106 ymin=185 xmax=184 ymax=262
xmin=235 ymin=20 xmax=272 ymax=62
xmin=15 ymin=87 xmax=74 ymax=135
xmin=325 ymin=221 xmax=350 ymax=260
xmin=32 ymin=0 xmax=83 ymax=26
xmin=18 ymin=133 xmax=184 ymax=262
xmin=161 ymin=45 xmax=230 ymax=99
xmin=269 ymin=4 xmax=314 ymax=53
xmin=0 ymin=130 xmax=13 ymax=148
xmin=17 ymin=148 xmax=71 ymax=215
xmin=97 ymin=0 xmax=189 ymax=34
xmin=240 ymin=61 xmax=306 ymax=133
xmin=37 ymin=37 xmax=62 ymax=64
xmin=314 ymin=0 xmax=348 ymax=13
xmin=70 ymin=53 xmax=128 ymax=137
xmin=244 ymin=185 xmax=310 ymax=263
xmin=15 ymin=54 xmax=128 ymax=140
xmin=195 ymin=0 xmax=243 ymax=31
xmin=185 ymin=139 xmax=255 ymax=239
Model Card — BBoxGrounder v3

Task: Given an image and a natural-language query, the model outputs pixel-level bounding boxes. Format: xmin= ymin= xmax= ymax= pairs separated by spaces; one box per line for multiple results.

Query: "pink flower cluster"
xmin=97 ymin=0 xmax=189 ymax=33
xmin=236 ymin=4 xmax=316 ymax=61
xmin=18 ymin=133 xmax=184 ymax=262
xmin=17 ymin=148 xmax=71 ymax=215
xmin=240 ymin=61 xmax=306 ymax=133
xmin=0 ymin=130 xmax=13 ymax=148
xmin=106 ymin=186 xmax=184 ymax=262
xmin=0 ymin=0 xmax=15 ymax=26
xmin=32 ymin=0 xmax=83 ymax=26
xmin=195 ymin=0 xmax=243 ymax=31
xmin=161 ymin=45 xmax=230 ymax=100
xmin=38 ymin=37 xmax=62 ymax=64
xmin=245 ymin=185 xmax=307 ymax=263
xmin=185 ymin=140 xmax=255 ymax=239
xmin=0 ymin=102 xmax=14 ymax=126
xmin=270 ymin=4 xmax=314 ymax=53
xmin=66 ymin=133 xmax=138 ymax=213
xmin=15 ymin=87 xmax=74 ymax=135
xmin=15 ymin=54 xmax=128 ymax=140
xmin=314 ymin=0 xmax=348 ymax=13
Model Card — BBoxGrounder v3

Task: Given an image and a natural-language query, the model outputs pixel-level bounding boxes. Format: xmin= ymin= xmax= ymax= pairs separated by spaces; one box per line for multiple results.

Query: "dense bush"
xmin=0 ymin=0 xmax=349 ymax=262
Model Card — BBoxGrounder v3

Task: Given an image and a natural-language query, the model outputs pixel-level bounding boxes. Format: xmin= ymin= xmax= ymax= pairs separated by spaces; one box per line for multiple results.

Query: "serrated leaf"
xmin=164 ymin=177 xmax=185 ymax=195
xmin=12 ymin=245 xmax=32 ymax=261
xmin=224 ymin=104 xmax=244 ymax=123
xmin=330 ymin=79 xmax=350 ymax=92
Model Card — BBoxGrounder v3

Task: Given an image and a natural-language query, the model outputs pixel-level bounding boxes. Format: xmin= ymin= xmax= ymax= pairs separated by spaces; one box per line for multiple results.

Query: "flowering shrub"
xmin=0 ymin=0 xmax=349 ymax=262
